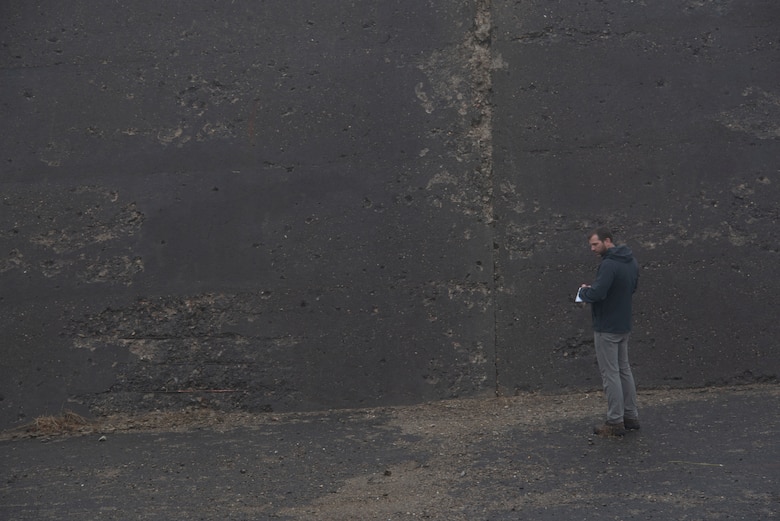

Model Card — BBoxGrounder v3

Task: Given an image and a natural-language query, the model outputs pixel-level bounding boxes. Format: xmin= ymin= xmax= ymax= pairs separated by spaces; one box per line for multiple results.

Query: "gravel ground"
xmin=1 ymin=384 xmax=778 ymax=520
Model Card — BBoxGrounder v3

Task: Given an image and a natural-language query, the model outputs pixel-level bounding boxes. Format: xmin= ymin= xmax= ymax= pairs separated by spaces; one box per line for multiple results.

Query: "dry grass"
xmin=24 ymin=411 xmax=91 ymax=437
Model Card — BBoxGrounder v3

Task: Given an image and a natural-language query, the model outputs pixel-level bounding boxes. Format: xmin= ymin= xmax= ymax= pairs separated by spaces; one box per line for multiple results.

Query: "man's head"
xmin=588 ymin=227 xmax=614 ymax=256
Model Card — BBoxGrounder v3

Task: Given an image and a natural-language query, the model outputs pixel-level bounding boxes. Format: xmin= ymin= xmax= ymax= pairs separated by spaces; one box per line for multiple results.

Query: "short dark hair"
xmin=589 ymin=227 xmax=613 ymax=241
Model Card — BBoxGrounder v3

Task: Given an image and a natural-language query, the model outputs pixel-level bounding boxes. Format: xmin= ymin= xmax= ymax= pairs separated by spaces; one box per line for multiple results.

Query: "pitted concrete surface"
xmin=491 ymin=0 xmax=780 ymax=394
xmin=1 ymin=0 xmax=497 ymax=429
xmin=2 ymin=384 xmax=777 ymax=520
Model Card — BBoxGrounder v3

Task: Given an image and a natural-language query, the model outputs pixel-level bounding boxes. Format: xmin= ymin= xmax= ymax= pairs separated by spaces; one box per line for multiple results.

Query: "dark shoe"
xmin=593 ymin=422 xmax=627 ymax=437
xmin=624 ymin=418 xmax=641 ymax=431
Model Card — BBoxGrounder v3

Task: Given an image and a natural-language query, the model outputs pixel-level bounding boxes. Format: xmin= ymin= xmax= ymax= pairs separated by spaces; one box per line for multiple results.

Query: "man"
xmin=578 ymin=227 xmax=640 ymax=437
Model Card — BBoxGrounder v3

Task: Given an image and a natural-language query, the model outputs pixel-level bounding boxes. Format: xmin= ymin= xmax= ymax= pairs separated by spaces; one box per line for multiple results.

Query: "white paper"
xmin=575 ymin=287 xmax=583 ymax=303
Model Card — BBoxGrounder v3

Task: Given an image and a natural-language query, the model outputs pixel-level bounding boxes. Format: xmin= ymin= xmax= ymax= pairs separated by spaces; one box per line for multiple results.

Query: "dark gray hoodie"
xmin=579 ymin=244 xmax=639 ymax=333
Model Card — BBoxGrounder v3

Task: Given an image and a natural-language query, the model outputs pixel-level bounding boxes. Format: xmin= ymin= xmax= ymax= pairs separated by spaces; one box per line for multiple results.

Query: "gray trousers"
xmin=594 ymin=331 xmax=638 ymax=424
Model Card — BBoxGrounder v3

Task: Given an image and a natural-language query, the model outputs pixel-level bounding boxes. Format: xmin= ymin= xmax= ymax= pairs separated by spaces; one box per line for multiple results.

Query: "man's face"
xmin=589 ymin=234 xmax=612 ymax=256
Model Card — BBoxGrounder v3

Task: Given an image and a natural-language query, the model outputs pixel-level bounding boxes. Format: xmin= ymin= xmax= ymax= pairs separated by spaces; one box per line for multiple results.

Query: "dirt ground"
xmin=1 ymin=384 xmax=778 ymax=520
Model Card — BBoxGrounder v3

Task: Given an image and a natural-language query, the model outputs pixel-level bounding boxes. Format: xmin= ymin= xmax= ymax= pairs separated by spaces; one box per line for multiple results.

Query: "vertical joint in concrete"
xmin=469 ymin=0 xmax=499 ymax=395
xmin=470 ymin=0 xmax=494 ymax=215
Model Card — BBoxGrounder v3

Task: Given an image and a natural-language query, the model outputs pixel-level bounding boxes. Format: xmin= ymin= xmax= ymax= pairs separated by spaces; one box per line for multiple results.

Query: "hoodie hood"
xmin=604 ymin=244 xmax=634 ymax=263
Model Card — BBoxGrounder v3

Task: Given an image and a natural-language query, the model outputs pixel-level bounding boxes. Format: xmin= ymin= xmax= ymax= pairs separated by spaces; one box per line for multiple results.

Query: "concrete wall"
xmin=1 ymin=0 xmax=777 ymax=428
xmin=492 ymin=0 xmax=780 ymax=393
